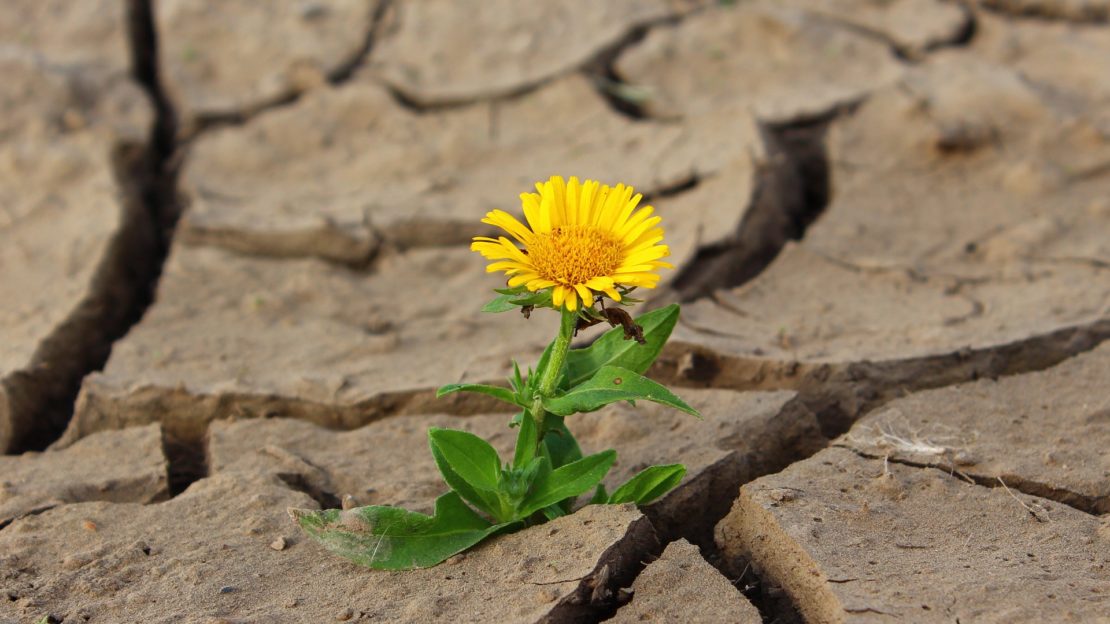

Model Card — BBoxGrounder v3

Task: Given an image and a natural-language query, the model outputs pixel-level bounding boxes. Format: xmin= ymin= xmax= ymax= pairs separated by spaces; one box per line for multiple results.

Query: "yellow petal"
xmin=617 ymin=205 xmax=655 ymax=239
xmin=597 ymin=184 xmax=631 ymax=232
xmin=538 ymin=181 xmax=554 ymax=233
xmin=496 ymin=237 xmax=531 ymax=264
xmin=550 ymin=175 xmax=567 ymax=227
xmin=574 ymin=284 xmax=593 ymax=306
xmin=566 ymin=176 xmax=581 ymax=226
xmin=552 ymin=285 xmax=566 ymax=307
xmin=508 ymin=273 xmax=539 ymax=287
xmin=614 ymin=263 xmax=660 ymax=273
xmin=471 ymin=241 xmax=512 ymax=260
xmin=579 ymin=180 xmax=598 ymax=225
xmin=624 ymin=245 xmax=670 ymax=266
xmin=614 ymin=272 xmax=662 ymax=287
xmin=526 ymin=279 xmax=558 ymax=291
xmin=585 ymin=276 xmax=616 ymax=290
xmin=482 ymin=210 xmax=534 ymax=244
xmin=485 ymin=261 xmax=529 ymax=273
xmin=625 ymin=228 xmax=665 ymax=252
xmin=610 ymin=192 xmax=642 ymax=232
xmin=622 ymin=216 xmax=662 ymax=246
xmin=520 ymin=192 xmax=543 ymax=234
xmin=564 ymin=287 xmax=578 ymax=311
xmin=627 ymin=232 xmax=666 ymax=253
xmin=591 ymin=185 xmax=612 ymax=225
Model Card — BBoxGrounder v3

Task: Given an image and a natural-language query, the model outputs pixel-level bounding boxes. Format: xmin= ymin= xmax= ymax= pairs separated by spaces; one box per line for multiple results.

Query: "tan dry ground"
xmin=1 ymin=1 xmax=1108 ymax=622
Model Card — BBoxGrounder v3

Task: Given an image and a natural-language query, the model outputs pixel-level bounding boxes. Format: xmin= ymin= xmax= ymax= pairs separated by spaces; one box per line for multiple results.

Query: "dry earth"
xmin=1 ymin=0 xmax=1108 ymax=622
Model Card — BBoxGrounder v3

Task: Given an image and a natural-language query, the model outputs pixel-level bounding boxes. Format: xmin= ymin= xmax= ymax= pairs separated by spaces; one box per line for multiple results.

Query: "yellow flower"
xmin=472 ymin=176 xmax=673 ymax=311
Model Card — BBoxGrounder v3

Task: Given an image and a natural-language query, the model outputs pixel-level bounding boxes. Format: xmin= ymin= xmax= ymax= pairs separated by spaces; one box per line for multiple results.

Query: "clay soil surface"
xmin=1 ymin=1 xmax=1108 ymax=622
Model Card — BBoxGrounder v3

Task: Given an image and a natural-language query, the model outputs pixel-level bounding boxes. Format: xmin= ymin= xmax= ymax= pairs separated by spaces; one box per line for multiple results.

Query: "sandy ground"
xmin=1 ymin=1 xmax=1108 ymax=622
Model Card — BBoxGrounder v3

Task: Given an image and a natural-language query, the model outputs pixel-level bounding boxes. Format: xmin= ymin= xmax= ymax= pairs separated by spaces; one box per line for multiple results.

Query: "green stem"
xmin=530 ymin=307 xmax=577 ymax=444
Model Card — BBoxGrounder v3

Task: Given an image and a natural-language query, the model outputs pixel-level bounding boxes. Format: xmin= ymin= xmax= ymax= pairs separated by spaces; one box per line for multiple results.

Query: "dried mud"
xmin=2 ymin=0 xmax=1109 ymax=622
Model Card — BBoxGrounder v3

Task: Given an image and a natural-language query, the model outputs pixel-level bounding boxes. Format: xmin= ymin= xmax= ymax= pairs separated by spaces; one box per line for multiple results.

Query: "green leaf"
xmin=428 ymin=428 xmax=501 ymax=491
xmin=542 ymin=415 xmax=583 ymax=469
xmin=565 ymin=304 xmax=679 ymax=387
xmin=428 ymin=428 xmax=504 ymax=517
xmin=510 ymin=360 xmax=524 ymax=393
xmin=589 ymin=483 xmax=609 ymax=505
xmin=530 ymin=339 xmax=559 ymax=394
xmin=510 ymin=289 xmax=553 ymax=307
xmin=291 ymin=492 xmax=509 ymax=570
xmin=482 ymin=294 xmax=519 ymax=313
xmin=512 ymin=411 xmax=538 ymax=468
xmin=608 ymin=464 xmax=686 ymax=505
xmin=483 ymin=287 xmax=554 ymax=313
xmin=543 ymin=366 xmax=699 ymax=418
xmin=436 ymin=383 xmax=522 ymax=407
xmin=518 ymin=450 xmax=616 ymax=517
xmin=541 ymin=504 xmax=567 ymax=520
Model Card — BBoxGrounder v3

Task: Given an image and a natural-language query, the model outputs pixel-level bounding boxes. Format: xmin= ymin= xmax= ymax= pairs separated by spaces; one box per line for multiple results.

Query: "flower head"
xmin=472 ymin=176 xmax=672 ymax=311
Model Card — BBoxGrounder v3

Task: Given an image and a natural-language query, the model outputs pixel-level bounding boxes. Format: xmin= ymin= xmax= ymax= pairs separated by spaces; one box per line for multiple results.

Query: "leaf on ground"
xmin=290 ymin=492 xmax=510 ymax=570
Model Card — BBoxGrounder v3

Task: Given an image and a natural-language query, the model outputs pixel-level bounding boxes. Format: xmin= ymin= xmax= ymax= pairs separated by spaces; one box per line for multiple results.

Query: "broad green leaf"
xmin=565 ymin=304 xmax=679 ymax=387
xmin=589 ymin=483 xmax=609 ymax=505
xmin=428 ymin=428 xmax=502 ymax=491
xmin=482 ymin=294 xmax=519 ymax=313
xmin=512 ymin=411 xmax=538 ymax=468
xmin=608 ymin=464 xmax=686 ymax=505
xmin=428 ymin=429 xmax=503 ymax=517
xmin=542 ymin=415 xmax=583 ymax=469
xmin=543 ymin=366 xmax=699 ymax=418
xmin=436 ymin=383 xmax=521 ymax=407
xmin=291 ymin=492 xmax=508 ymax=570
xmin=518 ymin=450 xmax=616 ymax=517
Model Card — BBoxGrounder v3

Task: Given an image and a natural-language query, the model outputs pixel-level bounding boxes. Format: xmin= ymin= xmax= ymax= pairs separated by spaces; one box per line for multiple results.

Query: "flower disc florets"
xmin=471 ymin=176 xmax=673 ymax=311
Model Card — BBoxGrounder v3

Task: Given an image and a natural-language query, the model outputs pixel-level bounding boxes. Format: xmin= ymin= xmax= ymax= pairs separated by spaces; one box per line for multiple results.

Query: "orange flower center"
xmin=529 ymin=225 xmax=624 ymax=285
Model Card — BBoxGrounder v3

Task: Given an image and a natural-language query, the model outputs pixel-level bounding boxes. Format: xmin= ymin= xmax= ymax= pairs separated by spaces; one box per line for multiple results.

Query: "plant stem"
xmin=530 ymin=307 xmax=577 ymax=442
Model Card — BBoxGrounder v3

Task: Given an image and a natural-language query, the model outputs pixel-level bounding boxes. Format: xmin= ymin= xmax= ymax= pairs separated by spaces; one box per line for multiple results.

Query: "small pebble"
xmin=284 ymin=598 xmax=300 ymax=608
xmin=335 ymin=607 xmax=354 ymax=621
xmin=219 ymin=586 xmax=237 ymax=594
xmin=270 ymin=536 xmax=287 ymax=551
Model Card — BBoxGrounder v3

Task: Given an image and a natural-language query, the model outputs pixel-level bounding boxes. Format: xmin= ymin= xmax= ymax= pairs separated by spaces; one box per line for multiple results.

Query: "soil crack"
xmin=2 ymin=1 xmax=180 ymax=453
xmin=837 ymin=445 xmax=1104 ymax=516
xmin=669 ymin=118 xmax=831 ymax=302
xmin=186 ymin=0 xmax=395 ymax=134
xmin=801 ymin=4 xmax=977 ymax=61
